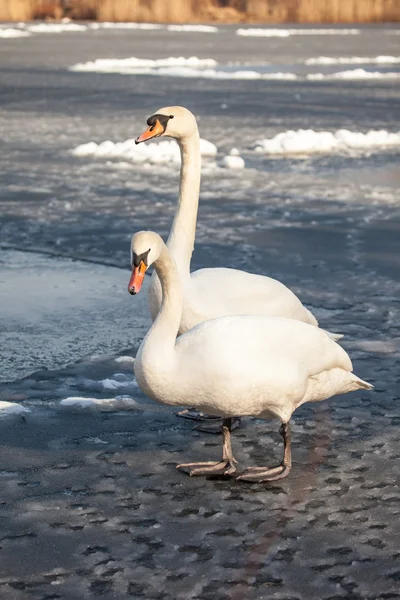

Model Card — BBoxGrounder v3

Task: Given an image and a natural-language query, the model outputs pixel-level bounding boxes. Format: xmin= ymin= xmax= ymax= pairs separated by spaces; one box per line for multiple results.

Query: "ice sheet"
xmin=0 ymin=401 xmax=30 ymax=418
xmin=237 ymin=28 xmax=360 ymax=37
xmin=59 ymin=396 xmax=141 ymax=411
xmin=308 ymin=68 xmax=400 ymax=80
xmin=0 ymin=28 xmax=31 ymax=38
xmin=305 ymin=55 xmax=400 ymax=65
xmin=72 ymin=137 xmax=217 ymax=164
xmin=69 ymin=56 xmax=296 ymax=80
xmin=253 ymin=129 xmax=400 ymax=155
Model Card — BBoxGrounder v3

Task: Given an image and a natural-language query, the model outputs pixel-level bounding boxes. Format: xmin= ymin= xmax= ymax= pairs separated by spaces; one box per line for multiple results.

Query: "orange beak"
xmin=135 ymin=119 xmax=164 ymax=144
xmin=128 ymin=261 xmax=147 ymax=295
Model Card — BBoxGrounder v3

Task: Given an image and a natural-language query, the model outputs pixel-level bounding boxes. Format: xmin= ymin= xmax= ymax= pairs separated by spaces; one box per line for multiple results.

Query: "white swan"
xmin=135 ymin=106 xmax=334 ymax=335
xmin=128 ymin=231 xmax=372 ymax=482
xmin=135 ymin=107 xmax=341 ymax=428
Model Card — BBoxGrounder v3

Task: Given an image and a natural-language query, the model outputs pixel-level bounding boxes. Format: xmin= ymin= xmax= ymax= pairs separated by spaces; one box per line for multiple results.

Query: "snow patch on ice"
xmin=59 ymin=396 xmax=141 ymax=411
xmin=305 ymin=55 xmax=400 ymax=65
xmin=0 ymin=401 xmax=30 ymax=418
xmin=90 ymin=22 xmax=217 ymax=32
xmin=72 ymin=137 xmax=217 ymax=165
xmin=142 ymin=68 xmax=297 ymax=80
xmin=237 ymin=28 xmax=360 ymax=37
xmin=69 ymin=56 xmax=296 ymax=80
xmin=252 ymin=129 xmax=400 ymax=155
xmin=90 ymin=22 xmax=162 ymax=30
xmin=101 ymin=377 xmax=138 ymax=390
xmin=70 ymin=56 xmax=218 ymax=73
xmin=180 ymin=68 xmax=297 ymax=81
xmin=308 ymin=68 xmax=400 ymax=80
xmin=14 ymin=21 xmax=217 ymax=34
xmin=115 ymin=355 xmax=135 ymax=364
xmin=222 ymin=149 xmax=245 ymax=169
xmin=26 ymin=23 xmax=87 ymax=33
xmin=0 ymin=28 xmax=31 ymax=38
xmin=167 ymin=24 xmax=218 ymax=33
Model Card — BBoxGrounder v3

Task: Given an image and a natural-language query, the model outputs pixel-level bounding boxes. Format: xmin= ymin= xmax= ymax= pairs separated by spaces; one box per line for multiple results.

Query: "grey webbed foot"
xmin=177 ymin=459 xmax=237 ymax=477
xmin=177 ymin=418 xmax=238 ymax=477
xmin=237 ymin=464 xmax=291 ymax=482
xmin=237 ymin=422 xmax=292 ymax=484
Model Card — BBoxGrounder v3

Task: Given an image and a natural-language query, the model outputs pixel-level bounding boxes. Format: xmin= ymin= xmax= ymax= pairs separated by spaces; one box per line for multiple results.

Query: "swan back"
xmin=177 ymin=315 xmax=351 ymax=384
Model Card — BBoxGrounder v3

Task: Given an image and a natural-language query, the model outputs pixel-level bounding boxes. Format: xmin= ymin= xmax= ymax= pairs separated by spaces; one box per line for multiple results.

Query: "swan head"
xmin=128 ymin=231 xmax=163 ymax=295
xmin=135 ymin=106 xmax=197 ymax=144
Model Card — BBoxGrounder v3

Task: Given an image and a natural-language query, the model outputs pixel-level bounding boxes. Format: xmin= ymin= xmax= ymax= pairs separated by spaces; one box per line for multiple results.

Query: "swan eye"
xmin=132 ymin=248 xmax=150 ymax=268
xmin=169 ymin=115 xmax=174 ymax=119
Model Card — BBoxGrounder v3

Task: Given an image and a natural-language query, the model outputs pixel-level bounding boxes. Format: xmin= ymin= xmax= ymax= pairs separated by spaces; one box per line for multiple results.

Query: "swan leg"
xmin=177 ymin=418 xmax=238 ymax=476
xmin=176 ymin=408 xmax=221 ymax=421
xmin=237 ymin=422 xmax=292 ymax=483
xmin=176 ymin=409 xmax=241 ymax=433
xmin=194 ymin=416 xmax=241 ymax=434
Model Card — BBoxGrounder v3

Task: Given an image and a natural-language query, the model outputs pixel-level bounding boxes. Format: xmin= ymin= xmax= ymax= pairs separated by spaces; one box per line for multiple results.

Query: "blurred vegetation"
xmin=0 ymin=0 xmax=398 ymax=22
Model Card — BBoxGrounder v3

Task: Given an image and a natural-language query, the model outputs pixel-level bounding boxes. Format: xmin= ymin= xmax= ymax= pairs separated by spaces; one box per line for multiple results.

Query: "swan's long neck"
xmin=143 ymin=244 xmax=183 ymax=354
xmin=167 ymin=129 xmax=201 ymax=281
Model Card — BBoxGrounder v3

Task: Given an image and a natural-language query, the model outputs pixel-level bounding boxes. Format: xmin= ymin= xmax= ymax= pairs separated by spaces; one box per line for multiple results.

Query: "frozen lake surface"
xmin=0 ymin=23 xmax=400 ymax=600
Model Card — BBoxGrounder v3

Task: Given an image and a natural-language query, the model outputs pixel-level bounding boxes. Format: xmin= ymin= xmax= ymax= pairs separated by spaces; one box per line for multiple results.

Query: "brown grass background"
xmin=0 ymin=0 xmax=398 ymax=23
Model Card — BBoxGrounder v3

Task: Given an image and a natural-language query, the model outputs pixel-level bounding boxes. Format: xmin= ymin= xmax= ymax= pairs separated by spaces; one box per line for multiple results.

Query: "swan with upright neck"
xmin=135 ymin=106 xmax=341 ymax=430
xmin=135 ymin=106 xmax=328 ymax=335
xmin=128 ymin=231 xmax=372 ymax=482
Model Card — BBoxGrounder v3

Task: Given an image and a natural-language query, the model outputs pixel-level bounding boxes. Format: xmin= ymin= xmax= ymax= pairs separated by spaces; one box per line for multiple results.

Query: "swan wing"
xmin=188 ymin=267 xmax=318 ymax=325
xmin=171 ymin=315 xmax=358 ymax=420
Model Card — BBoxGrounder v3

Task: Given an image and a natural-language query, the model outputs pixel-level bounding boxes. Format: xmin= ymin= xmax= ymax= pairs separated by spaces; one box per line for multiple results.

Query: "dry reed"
xmin=0 ymin=0 xmax=62 ymax=21
xmin=0 ymin=0 xmax=398 ymax=23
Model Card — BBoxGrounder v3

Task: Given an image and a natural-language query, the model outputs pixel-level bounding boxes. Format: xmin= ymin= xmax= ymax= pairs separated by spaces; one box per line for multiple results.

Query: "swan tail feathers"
xmin=323 ymin=330 xmax=344 ymax=341
xmin=305 ymin=308 xmax=319 ymax=327
xmin=353 ymin=375 xmax=374 ymax=391
xmin=298 ymin=370 xmax=373 ymax=408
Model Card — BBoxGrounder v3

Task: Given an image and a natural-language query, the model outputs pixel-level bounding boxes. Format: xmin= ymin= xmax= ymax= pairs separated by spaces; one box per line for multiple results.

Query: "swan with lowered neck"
xmin=128 ymin=231 xmax=372 ymax=482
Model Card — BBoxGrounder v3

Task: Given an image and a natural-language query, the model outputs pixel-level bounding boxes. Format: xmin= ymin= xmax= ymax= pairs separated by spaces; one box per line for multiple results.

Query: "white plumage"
xmin=129 ymin=232 xmax=372 ymax=482
xmin=137 ymin=106 xmax=335 ymax=336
